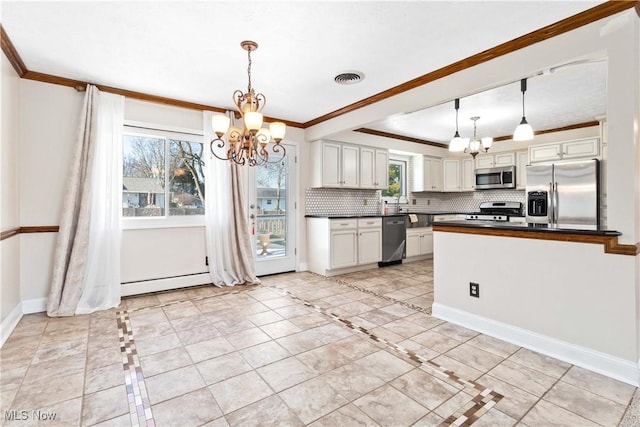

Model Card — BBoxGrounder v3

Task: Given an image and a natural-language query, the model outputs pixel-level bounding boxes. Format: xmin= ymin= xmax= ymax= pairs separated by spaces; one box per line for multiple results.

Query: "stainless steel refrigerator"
xmin=525 ymin=159 xmax=600 ymax=229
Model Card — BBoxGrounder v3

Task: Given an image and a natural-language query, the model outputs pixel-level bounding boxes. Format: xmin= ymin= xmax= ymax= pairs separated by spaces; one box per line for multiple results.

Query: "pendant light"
xmin=513 ymin=78 xmax=534 ymax=141
xmin=449 ymin=98 xmax=469 ymax=152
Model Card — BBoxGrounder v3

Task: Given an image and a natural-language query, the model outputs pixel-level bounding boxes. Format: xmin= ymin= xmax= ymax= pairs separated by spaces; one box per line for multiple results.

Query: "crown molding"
xmin=1 ymin=24 xmax=27 ymax=77
xmin=354 ymin=128 xmax=447 ymax=149
xmin=303 ymin=1 xmax=637 ymax=128
xmin=492 ymin=120 xmax=600 ymax=142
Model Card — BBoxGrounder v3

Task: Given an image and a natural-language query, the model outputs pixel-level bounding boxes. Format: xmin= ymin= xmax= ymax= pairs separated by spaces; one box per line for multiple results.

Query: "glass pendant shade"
xmin=481 ymin=137 xmax=493 ymax=151
xmin=244 ymin=111 xmax=263 ymax=131
xmin=514 ymin=117 xmax=534 ymax=141
xmin=449 ymin=133 xmax=468 ymax=152
xmin=211 ymin=114 xmax=230 ymax=136
xmin=449 ymin=98 xmax=467 ymax=152
xmin=256 ymin=128 xmax=271 ymax=146
xmin=269 ymin=122 xmax=286 ymax=142
xmin=513 ymin=78 xmax=534 ymax=141
xmin=469 ymin=139 xmax=481 ymax=153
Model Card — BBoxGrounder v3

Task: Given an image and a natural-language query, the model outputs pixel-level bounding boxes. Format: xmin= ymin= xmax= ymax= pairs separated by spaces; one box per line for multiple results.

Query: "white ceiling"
xmin=2 ymin=1 xmax=605 ymax=140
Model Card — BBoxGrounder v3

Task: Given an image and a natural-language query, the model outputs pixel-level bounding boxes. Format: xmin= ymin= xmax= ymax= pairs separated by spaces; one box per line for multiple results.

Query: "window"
xmin=381 ymin=158 xmax=407 ymax=202
xmin=122 ymin=127 xmax=205 ymax=225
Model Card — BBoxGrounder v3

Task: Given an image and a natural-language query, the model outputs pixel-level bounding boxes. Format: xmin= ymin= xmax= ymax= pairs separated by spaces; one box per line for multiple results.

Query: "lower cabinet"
xmin=405 ymin=227 xmax=433 ymax=259
xmin=307 ymin=217 xmax=382 ymax=276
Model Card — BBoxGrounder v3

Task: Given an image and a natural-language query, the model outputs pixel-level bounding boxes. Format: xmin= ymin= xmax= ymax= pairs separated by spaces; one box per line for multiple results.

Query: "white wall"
xmin=1 ymin=54 xmax=22 ymax=331
xmin=18 ymin=80 xmax=83 ymax=308
xmin=433 ymin=231 xmax=638 ymax=385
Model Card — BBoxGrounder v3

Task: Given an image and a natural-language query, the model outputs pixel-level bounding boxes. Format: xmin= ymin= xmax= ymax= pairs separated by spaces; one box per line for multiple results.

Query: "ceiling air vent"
xmin=334 ymin=71 xmax=364 ymax=85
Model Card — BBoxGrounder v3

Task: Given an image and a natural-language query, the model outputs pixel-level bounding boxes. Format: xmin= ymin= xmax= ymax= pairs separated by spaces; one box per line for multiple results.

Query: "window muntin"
xmin=122 ymin=127 xmax=205 ymax=225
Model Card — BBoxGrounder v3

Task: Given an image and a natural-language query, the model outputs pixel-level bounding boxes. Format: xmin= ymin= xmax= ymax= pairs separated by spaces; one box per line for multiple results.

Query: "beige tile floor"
xmin=1 ymin=260 xmax=638 ymax=426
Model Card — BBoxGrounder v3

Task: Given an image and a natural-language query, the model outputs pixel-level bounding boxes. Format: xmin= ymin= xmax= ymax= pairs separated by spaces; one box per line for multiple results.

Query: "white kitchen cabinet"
xmin=516 ymin=150 xmax=528 ymax=190
xmin=405 ymin=228 xmax=433 ymax=259
xmin=475 ymin=154 xmax=494 ymax=169
xmin=330 ymin=229 xmax=358 ymax=269
xmin=443 ymin=159 xmax=461 ymax=192
xmin=311 ymin=140 xmax=360 ymax=188
xmin=357 ymin=218 xmax=382 ymax=264
xmin=307 ymin=217 xmax=382 ymax=276
xmin=412 ymin=156 xmax=442 ymax=192
xmin=475 ymin=152 xmax=515 ymax=169
xmin=461 ymin=158 xmax=475 ymax=191
xmin=529 ymin=137 xmax=599 ymax=163
xmin=360 ymin=147 xmax=389 ymax=190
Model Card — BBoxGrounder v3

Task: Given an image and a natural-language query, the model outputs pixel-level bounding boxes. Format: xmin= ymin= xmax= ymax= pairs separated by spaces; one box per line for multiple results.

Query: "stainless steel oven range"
xmin=465 ymin=201 xmax=523 ymax=222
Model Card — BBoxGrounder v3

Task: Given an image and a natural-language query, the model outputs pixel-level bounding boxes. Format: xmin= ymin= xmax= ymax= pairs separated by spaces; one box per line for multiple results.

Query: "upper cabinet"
xmin=475 ymin=152 xmax=515 ymax=169
xmin=461 ymin=158 xmax=475 ymax=191
xmin=516 ymin=150 xmax=528 ymax=190
xmin=442 ymin=159 xmax=461 ymax=192
xmin=360 ymin=147 xmax=389 ymax=190
xmin=311 ymin=140 xmax=389 ymax=189
xmin=529 ymin=137 xmax=600 ymax=163
xmin=412 ymin=156 xmax=442 ymax=192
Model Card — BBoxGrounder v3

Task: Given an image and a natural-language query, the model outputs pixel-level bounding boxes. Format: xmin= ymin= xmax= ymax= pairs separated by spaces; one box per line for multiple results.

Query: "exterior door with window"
xmin=247 ymin=145 xmax=297 ymax=276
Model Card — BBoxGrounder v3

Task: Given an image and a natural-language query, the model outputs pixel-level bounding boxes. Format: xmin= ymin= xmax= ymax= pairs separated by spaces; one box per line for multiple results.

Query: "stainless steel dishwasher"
xmin=379 ymin=215 xmax=406 ymax=266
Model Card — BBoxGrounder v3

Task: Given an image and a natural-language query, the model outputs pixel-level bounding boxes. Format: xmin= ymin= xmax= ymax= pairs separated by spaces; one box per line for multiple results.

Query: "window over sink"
xmin=381 ymin=157 xmax=408 ymax=204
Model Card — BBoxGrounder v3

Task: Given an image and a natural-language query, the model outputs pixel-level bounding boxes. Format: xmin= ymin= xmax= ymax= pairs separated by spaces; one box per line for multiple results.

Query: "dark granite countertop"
xmin=432 ymin=220 xmax=621 ymax=237
xmin=304 ymin=211 xmax=467 ymax=219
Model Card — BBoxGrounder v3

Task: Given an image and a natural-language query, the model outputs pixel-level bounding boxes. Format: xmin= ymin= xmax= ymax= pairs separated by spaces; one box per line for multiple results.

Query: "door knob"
xmin=250 ymin=204 xmax=255 ymax=209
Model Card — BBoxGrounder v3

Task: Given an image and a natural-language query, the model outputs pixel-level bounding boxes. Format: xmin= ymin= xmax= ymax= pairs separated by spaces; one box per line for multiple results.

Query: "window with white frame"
xmin=381 ymin=158 xmax=407 ymax=202
xmin=122 ymin=127 xmax=205 ymax=225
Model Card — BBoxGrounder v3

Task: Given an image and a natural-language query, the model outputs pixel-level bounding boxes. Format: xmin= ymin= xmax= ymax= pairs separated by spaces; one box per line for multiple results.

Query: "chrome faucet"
xmin=396 ymin=196 xmax=401 ymax=213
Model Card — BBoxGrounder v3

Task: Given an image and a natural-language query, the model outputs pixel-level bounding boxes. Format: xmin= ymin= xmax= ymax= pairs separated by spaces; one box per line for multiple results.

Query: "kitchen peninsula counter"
xmin=432 ymin=220 xmax=637 ymax=255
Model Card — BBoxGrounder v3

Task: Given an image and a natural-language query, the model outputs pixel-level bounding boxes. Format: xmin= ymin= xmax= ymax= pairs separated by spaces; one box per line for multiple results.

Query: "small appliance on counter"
xmin=525 ymin=159 xmax=599 ymax=229
xmin=379 ymin=215 xmax=406 ymax=266
xmin=465 ymin=201 xmax=523 ymax=222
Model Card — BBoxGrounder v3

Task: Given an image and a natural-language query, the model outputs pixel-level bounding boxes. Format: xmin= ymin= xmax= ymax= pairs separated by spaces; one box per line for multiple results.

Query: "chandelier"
xmin=448 ymin=98 xmax=493 ymax=158
xmin=210 ymin=41 xmax=286 ymax=166
xmin=467 ymin=116 xmax=492 ymax=158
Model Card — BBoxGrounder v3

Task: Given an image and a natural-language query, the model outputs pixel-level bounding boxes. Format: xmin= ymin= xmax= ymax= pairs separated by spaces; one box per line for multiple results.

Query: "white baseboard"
xmin=432 ymin=302 xmax=640 ymax=387
xmin=1 ymin=303 xmax=23 ymax=348
xmin=22 ymin=298 xmax=47 ymax=314
xmin=121 ymin=273 xmax=211 ymax=296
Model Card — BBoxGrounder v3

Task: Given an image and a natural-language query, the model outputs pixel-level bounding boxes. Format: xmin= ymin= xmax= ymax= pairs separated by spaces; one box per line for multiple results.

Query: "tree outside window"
xmin=122 ymin=133 xmax=205 ymax=217
xmin=382 ymin=159 xmax=406 ymax=200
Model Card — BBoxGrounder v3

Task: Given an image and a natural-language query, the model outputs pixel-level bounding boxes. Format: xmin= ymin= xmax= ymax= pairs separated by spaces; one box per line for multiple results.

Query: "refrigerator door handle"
xmin=553 ymin=182 xmax=559 ymax=224
xmin=549 ymin=182 xmax=554 ymax=224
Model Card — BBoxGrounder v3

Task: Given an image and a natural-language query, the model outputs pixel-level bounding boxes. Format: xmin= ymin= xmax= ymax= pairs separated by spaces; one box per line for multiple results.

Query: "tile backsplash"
xmin=409 ymin=189 xmax=526 ymax=213
xmin=305 ymin=188 xmax=381 ymax=216
xmin=305 ymin=187 xmax=525 ymax=216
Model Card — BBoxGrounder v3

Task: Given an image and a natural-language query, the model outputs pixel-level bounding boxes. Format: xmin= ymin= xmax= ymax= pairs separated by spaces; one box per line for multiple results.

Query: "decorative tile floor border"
xmin=120 ymin=279 xmax=501 ymax=425
xmin=320 ymin=274 xmax=433 ymax=315
xmin=116 ymin=310 xmax=155 ymax=427
xmin=267 ymin=285 xmax=503 ymax=427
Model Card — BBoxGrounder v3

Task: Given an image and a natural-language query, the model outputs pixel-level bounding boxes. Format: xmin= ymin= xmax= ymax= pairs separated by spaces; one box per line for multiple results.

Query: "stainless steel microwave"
xmin=474 ymin=166 xmax=516 ymax=190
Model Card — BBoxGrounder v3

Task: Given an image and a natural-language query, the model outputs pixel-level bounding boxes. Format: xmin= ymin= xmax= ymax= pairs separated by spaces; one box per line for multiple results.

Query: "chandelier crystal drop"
xmin=210 ymin=40 xmax=286 ymax=166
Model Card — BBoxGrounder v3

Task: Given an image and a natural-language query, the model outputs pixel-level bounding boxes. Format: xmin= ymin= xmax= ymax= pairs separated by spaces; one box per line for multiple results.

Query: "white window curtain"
xmin=203 ymin=110 xmax=260 ymax=286
xmin=47 ymin=85 xmax=124 ymax=316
